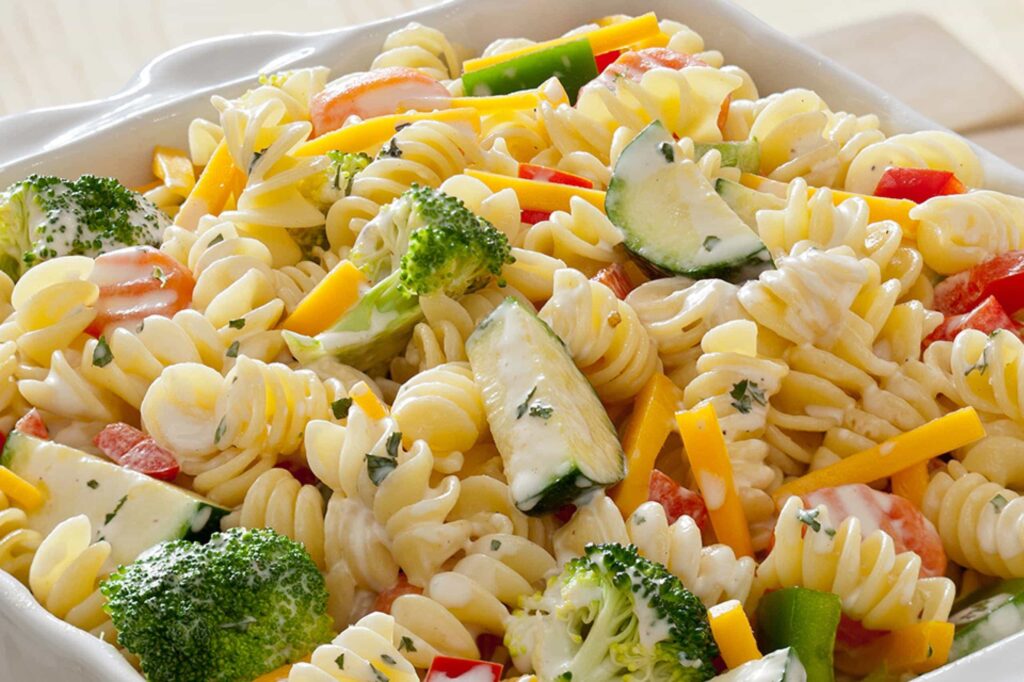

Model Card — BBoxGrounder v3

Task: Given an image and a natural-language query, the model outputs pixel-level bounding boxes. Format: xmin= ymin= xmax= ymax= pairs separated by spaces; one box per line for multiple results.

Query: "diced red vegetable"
xmin=15 ymin=409 xmax=49 ymax=440
xmin=648 ymin=469 xmax=709 ymax=530
xmin=593 ymin=49 xmax=622 ymax=73
xmin=425 ymin=656 xmax=502 ymax=682
xmin=592 ymin=263 xmax=634 ymax=299
xmin=0 ymin=431 xmax=7 ymax=452
xmin=803 ymin=485 xmax=946 ymax=578
xmin=475 ymin=633 xmax=503 ymax=662
xmin=835 ymin=614 xmax=889 ymax=649
xmin=520 ymin=209 xmax=552 ymax=225
xmin=274 ymin=459 xmax=319 ymax=487
xmin=372 ymin=573 xmax=423 ymax=614
xmin=554 ymin=503 xmax=577 ymax=524
xmin=518 ymin=163 xmax=594 ymax=189
xmin=924 ymin=295 xmax=1020 ymax=347
xmin=934 ymin=250 xmax=1024 ymax=316
xmin=86 ymin=246 xmax=194 ymax=338
xmin=93 ymin=422 xmax=180 ymax=481
xmin=873 ymin=167 xmax=966 ymax=204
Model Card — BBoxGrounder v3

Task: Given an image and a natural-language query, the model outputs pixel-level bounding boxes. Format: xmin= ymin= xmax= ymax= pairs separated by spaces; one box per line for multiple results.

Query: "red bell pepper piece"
xmin=835 ymin=614 xmax=889 ymax=649
xmin=924 ymin=295 xmax=1020 ymax=347
xmin=593 ymin=49 xmax=622 ymax=73
xmin=517 ymin=163 xmax=594 ymax=189
xmin=934 ymin=250 xmax=1024 ymax=316
xmin=648 ymin=469 xmax=709 ymax=530
xmin=15 ymin=409 xmax=49 ymax=440
xmin=873 ymin=167 xmax=965 ymax=204
xmin=425 ymin=656 xmax=502 ymax=682
xmin=94 ymin=423 xmax=180 ymax=481
xmin=592 ymin=263 xmax=634 ymax=300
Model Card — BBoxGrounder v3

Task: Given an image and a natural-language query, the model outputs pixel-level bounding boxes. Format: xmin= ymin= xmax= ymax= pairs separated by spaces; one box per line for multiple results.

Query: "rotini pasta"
xmin=521 ymin=196 xmax=624 ymax=276
xmin=371 ymin=22 xmax=461 ymax=81
xmin=912 ymin=190 xmax=1024 ymax=275
xmin=845 ymin=130 xmax=984 ymax=195
xmin=0 ymin=491 xmax=41 ymax=583
xmin=289 ymin=612 xmax=418 ymax=682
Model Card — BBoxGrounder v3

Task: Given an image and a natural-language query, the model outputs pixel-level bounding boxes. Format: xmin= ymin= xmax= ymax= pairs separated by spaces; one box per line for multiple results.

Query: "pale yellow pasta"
xmin=912 ymin=190 xmax=1024 ymax=275
xmin=273 ymin=247 xmax=344 ymax=315
xmin=752 ymin=497 xmax=955 ymax=629
xmin=438 ymin=173 xmax=525 ymax=246
xmin=371 ymin=22 xmax=461 ymax=81
xmin=28 ymin=515 xmax=112 ymax=638
xmin=943 ymin=329 xmax=1024 ymax=422
xmin=521 ymin=196 xmax=625 ymax=276
xmin=539 ymin=267 xmax=659 ymax=403
xmin=390 ymin=534 xmax=555 ymax=667
xmin=499 ymin=248 xmax=565 ymax=304
xmin=958 ymin=419 xmax=1024 ymax=490
xmin=923 ymin=461 xmax=1024 ymax=578
xmin=0 ymin=491 xmax=41 ymax=583
xmin=845 ymin=130 xmax=984 ymax=195
xmin=553 ymin=494 xmax=755 ymax=607
xmin=289 ymin=612 xmax=418 ymax=682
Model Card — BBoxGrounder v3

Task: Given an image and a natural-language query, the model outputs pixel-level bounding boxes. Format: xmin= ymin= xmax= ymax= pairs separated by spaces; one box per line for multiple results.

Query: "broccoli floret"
xmin=0 ymin=174 xmax=168 ymax=279
xmin=101 ymin=527 xmax=334 ymax=682
xmin=300 ymin=151 xmax=371 ymax=213
xmin=506 ymin=543 xmax=718 ymax=682
xmin=284 ymin=184 xmax=512 ymax=372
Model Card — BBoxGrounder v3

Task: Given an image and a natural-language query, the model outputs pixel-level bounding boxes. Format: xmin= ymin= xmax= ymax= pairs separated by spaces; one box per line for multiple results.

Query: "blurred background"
xmin=1 ymin=0 xmax=1022 ymax=165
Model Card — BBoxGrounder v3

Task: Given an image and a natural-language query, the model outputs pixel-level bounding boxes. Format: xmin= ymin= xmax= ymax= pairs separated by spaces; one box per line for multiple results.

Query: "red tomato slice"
xmin=802 ymin=484 xmax=946 ymax=578
xmin=873 ymin=167 xmax=966 ymax=203
xmin=592 ymin=263 xmax=634 ymax=300
xmin=372 ymin=573 xmax=423 ymax=614
xmin=14 ymin=409 xmax=49 ymax=440
xmin=86 ymin=246 xmax=194 ymax=338
xmin=934 ymin=250 xmax=1024 ymax=316
xmin=649 ymin=469 xmax=709 ymax=530
xmin=425 ymin=657 xmax=502 ymax=682
xmin=310 ymin=67 xmax=450 ymax=137
xmin=520 ymin=209 xmax=553 ymax=225
xmin=924 ymin=295 xmax=1020 ymax=348
xmin=94 ymin=422 xmax=180 ymax=480
xmin=518 ymin=163 xmax=594 ymax=189
xmin=835 ymin=613 xmax=888 ymax=649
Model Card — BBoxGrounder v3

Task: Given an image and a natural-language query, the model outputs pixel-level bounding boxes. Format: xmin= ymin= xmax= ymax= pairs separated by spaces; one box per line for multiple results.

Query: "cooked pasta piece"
xmin=845 ymin=130 xmax=984 ymax=195
xmin=0 ymin=491 xmax=41 ymax=583
xmin=371 ymin=22 xmax=461 ymax=81
xmin=521 ymin=196 xmax=624 ymax=276
xmin=939 ymin=329 xmax=1023 ymax=422
xmin=912 ymin=190 xmax=1024 ymax=275
xmin=539 ymin=267 xmax=660 ymax=403
xmin=752 ymin=497 xmax=955 ymax=630
xmin=554 ymin=494 xmax=755 ymax=607
xmin=289 ymin=612 xmax=418 ymax=682
xmin=923 ymin=460 xmax=1024 ymax=578
xmin=28 ymin=515 xmax=113 ymax=638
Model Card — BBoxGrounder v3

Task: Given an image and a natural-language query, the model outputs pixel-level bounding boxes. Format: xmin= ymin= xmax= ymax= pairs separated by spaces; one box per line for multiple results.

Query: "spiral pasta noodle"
xmin=539 ymin=267 xmax=660 ymax=404
xmin=28 ymin=515 xmax=113 ymax=638
xmin=553 ymin=494 xmax=755 ymax=607
xmin=923 ymin=460 xmax=1024 ymax=578
xmin=521 ymin=196 xmax=625 ymax=276
xmin=845 ymin=130 xmax=984 ymax=195
xmin=273 ymin=247 xmax=344 ymax=315
xmin=911 ymin=190 xmax=1024 ymax=275
xmin=390 ymin=534 xmax=555 ymax=667
xmin=0 ymin=491 xmax=41 ymax=584
xmin=938 ymin=329 xmax=1024 ymax=422
xmin=289 ymin=612 xmax=418 ymax=682
xmin=371 ymin=22 xmax=461 ymax=81
xmin=753 ymin=497 xmax=955 ymax=629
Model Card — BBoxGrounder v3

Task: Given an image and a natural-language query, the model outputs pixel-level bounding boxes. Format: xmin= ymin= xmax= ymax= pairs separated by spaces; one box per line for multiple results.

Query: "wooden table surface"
xmin=1 ymin=0 xmax=1022 ymax=166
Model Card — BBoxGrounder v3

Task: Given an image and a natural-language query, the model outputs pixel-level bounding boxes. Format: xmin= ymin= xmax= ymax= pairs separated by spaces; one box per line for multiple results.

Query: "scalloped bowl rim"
xmin=0 ymin=0 xmax=1023 ymax=679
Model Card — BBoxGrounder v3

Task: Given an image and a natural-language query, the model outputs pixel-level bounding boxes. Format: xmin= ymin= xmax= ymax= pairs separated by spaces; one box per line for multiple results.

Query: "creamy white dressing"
xmin=698 ymin=471 xmax=727 ymax=511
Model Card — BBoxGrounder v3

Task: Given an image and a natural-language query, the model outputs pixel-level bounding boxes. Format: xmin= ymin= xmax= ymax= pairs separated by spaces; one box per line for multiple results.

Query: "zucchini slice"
xmin=466 ymin=298 xmax=625 ymax=515
xmin=715 ymin=178 xmax=786 ymax=229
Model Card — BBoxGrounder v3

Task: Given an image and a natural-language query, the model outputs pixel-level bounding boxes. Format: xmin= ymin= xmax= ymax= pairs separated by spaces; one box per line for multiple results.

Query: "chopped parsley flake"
xmin=528 ymin=403 xmax=554 ymax=420
xmin=657 ymin=141 xmax=675 ymax=163
xmin=796 ymin=507 xmax=822 ymax=533
xmin=335 ymin=653 xmax=345 ymax=669
xmin=633 ymin=514 xmax=646 ymax=526
xmin=378 ymin=138 xmax=403 ymax=159
xmin=703 ymin=236 xmax=721 ymax=251
xmin=86 ymin=479 xmax=99 ymax=489
xmin=366 ymin=454 xmax=397 ymax=486
xmin=92 ymin=337 xmax=114 ymax=367
xmin=225 ymin=341 xmax=240 ymax=358
xmin=399 ymin=636 xmax=416 ymax=652
xmin=490 ymin=539 xmax=502 ymax=551
xmin=332 ymin=397 xmax=353 ymax=420
xmin=381 ymin=654 xmax=396 ymax=665
xmin=228 ymin=318 xmax=246 ymax=329
xmin=991 ymin=494 xmax=1009 ymax=513
xmin=104 ymin=495 xmax=129 ymax=525
xmin=516 ymin=386 xmax=538 ymax=419
xmin=152 ymin=265 xmax=168 ymax=286
xmin=214 ymin=417 xmax=227 ymax=445
xmin=386 ymin=432 xmax=402 ymax=458
xmin=729 ymin=379 xmax=766 ymax=414
xmin=209 ymin=233 xmax=225 ymax=246
xmin=965 ymin=348 xmax=990 ymax=377
xmin=370 ymin=664 xmax=389 ymax=682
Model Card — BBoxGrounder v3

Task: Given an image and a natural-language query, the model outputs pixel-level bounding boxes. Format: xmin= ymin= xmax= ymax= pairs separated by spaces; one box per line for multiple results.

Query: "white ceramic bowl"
xmin=1 ymin=1 xmax=1023 ymax=680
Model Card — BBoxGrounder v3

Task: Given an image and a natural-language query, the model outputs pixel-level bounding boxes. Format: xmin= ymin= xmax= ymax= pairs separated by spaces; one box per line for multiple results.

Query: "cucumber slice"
xmin=696 ymin=140 xmax=761 ymax=173
xmin=950 ymin=578 xmax=1024 ymax=661
xmin=1 ymin=430 xmax=227 ymax=571
xmin=715 ymin=178 xmax=787 ymax=229
xmin=713 ymin=647 xmax=807 ymax=681
xmin=606 ymin=121 xmax=770 ymax=279
xmin=756 ymin=587 xmax=841 ymax=682
xmin=465 ymin=298 xmax=625 ymax=515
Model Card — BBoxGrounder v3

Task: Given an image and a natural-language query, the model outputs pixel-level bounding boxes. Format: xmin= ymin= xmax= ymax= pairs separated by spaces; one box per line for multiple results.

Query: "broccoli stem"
xmin=568 ymin=586 xmax=636 ymax=680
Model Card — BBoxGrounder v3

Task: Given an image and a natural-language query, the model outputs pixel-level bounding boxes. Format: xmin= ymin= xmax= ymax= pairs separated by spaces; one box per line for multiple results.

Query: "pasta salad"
xmin=1 ymin=10 xmax=1024 ymax=682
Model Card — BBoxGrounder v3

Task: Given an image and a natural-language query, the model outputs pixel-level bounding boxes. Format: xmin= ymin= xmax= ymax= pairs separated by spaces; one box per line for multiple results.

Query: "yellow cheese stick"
xmin=295 ymin=108 xmax=480 ymax=157
xmin=740 ymin=173 xmax=919 ymax=237
xmin=281 ymin=261 xmax=365 ymax=336
xmin=465 ymin=169 xmax=607 ymax=213
xmin=773 ymin=407 xmax=985 ymax=500
xmin=708 ymin=600 xmax=762 ymax=670
xmin=835 ymin=621 xmax=953 ymax=676
xmin=152 ymin=145 xmax=196 ymax=195
xmin=610 ymin=373 xmax=682 ymax=518
xmin=0 ymin=465 xmax=44 ymax=511
xmin=174 ymin=140 xmax=246 ymax=229
xmin=350 ymin=382 xmax=388 ymax=420
xmin=399 ymin=88 xmax=560 ymax=113
xmin=676 ymin=403 xmax=754 ymax=557
xmin=462 ymin=13 xmax=660 ymax=73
